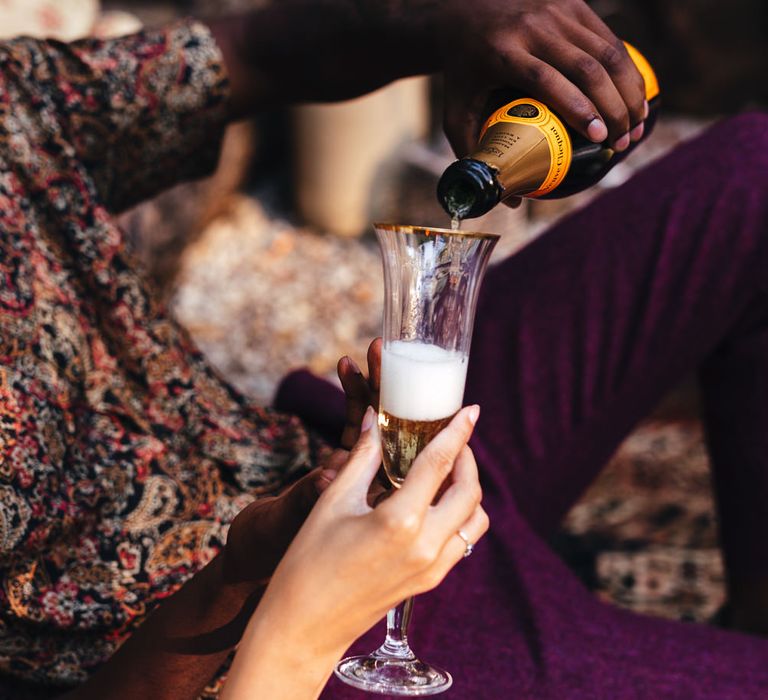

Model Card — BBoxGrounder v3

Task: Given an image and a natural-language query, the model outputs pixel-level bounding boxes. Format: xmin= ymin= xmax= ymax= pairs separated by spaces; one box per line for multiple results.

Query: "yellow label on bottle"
xmin=480 ymin=98 xmax=573 ymax=197
xmin=624 ymin=42 xmax=660 ymax=102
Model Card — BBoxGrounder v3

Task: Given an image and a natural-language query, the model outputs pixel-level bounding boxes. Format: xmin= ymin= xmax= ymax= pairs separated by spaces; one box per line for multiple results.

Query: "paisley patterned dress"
xmin=0 ymin=19 xmax=316 ymax=691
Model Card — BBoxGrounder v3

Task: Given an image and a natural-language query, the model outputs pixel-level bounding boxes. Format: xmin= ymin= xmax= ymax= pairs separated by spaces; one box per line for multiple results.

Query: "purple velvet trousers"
xmin=278 ymin=114 xmax=768 ymax=698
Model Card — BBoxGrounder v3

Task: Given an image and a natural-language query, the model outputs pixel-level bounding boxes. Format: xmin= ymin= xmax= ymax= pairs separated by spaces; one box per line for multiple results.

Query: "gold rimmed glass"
xmin=334 ymin=224 xmax=498 ymax=695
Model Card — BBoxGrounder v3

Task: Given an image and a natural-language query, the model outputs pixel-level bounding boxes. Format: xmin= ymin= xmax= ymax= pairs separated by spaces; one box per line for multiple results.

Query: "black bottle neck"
xmin=436 ymin=158 xmax=502 ymax=220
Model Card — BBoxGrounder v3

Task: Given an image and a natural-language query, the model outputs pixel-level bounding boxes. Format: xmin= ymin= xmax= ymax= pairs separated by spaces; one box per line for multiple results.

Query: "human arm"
xmin=7 ymin=2 xmax=645 ymax=214
xmin=221 ymin=405 xmax=488 ymax=699
xmin=4 ymin=21 xmax=230 ymax=213
xmin=208 ymin=0 xmax=647 ymax=154
xmin=63 ymin=467 xmax=329 ymax=700
xmin=62 ymin=350 xmax=378 ymax=699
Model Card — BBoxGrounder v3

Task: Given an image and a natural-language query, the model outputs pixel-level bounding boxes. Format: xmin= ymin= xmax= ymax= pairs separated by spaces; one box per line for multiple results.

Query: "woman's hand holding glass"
xmin=221 ymin=404 xmax=488 ymax=699
xmin=221 ymin=342 xmax=382 ymax=586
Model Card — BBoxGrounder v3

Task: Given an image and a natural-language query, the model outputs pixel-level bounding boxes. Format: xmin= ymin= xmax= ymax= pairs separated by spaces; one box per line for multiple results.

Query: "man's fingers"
xmin=537 ymin=40 xmax=630 ymax=146
xmin=443 ymin=79 xmax=487 ymax=157
xmin=443 ymin=109 xmax=477 ymax=159
xmin=572 ymin=0 xmax=625 ymax=46
xmin=338 ymin=355 xmax=370 ymax=450
xmin=278 ymin=468 xmax=325 ymax=521
xmin=338 ymin=355 xmax=364 ymax=397
xmin=338 ymin=343 xmax=382 ymax=451
xmin=571 ymin=1 xmax=648 ymax=139
xmin=505 ymin=52 xmax=607 ymax=143
xmin=560 ymin=18 xmax=646 ymax=138
xmin=388 ymin=406 xmax=480 ymax=519
xmin=367 ymin=338 xmax=382 ymax=397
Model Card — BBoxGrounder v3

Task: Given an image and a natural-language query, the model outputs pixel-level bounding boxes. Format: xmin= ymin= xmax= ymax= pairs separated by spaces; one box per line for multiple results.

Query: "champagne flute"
xmin=334 ymin=224 xmax=498 ymax=695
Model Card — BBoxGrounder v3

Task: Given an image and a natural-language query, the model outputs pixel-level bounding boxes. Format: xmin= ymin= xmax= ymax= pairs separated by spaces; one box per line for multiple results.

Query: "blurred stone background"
xmin=7 ymin=0 xmax=768 ymax=626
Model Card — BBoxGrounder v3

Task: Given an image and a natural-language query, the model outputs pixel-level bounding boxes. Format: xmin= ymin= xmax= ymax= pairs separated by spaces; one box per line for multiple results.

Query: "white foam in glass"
xmin=380 ymin=341 xmax=467 ymax=421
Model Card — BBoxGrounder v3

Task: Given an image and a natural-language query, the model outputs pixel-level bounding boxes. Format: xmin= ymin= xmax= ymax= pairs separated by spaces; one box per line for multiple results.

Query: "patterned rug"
xmin=554 ymin=418 xmax=725 ymax=623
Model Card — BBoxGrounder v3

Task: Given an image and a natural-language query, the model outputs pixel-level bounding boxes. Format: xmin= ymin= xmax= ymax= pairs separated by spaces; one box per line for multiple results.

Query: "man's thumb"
xmin=281 ymin=468 xmax=324 ymax=518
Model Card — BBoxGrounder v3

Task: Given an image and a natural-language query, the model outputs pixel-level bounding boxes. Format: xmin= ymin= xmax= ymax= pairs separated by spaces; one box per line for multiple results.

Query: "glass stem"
xmin=378 ymin=597 xmax=416 ymax=660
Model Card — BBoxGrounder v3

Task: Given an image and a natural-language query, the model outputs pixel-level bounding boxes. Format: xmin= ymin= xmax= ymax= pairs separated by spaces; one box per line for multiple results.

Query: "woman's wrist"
xmin=222 ymin=595 xmax=345 ymax=699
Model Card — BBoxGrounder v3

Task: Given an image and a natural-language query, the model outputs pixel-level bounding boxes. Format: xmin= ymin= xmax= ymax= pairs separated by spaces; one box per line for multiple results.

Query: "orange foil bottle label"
xmin=472 ymin=44 xmax=655 ymax=201
xmin=624 ymin=42 xmax=660 ymax=101
xmin=478 ymin=98 xmax=573 ymax=198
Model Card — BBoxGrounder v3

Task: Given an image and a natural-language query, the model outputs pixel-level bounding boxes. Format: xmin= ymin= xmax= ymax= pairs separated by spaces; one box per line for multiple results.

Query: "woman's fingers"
xmin=328 ymin=407 xmax=382 ymax=502
xmin=431 ymin=504 xmax=490 ymax=579
xmin=385 ymin=406 xmax=480 ymax=520
xmin=426 ymin=445 xmax=482 ymax=537
xmin=400 ymin=504 xmax=490 ymax=597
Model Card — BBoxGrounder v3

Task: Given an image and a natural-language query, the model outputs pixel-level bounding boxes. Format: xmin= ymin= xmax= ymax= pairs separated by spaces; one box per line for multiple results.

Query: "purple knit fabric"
xmin=278 ymin=114 xmax=768 ymax=699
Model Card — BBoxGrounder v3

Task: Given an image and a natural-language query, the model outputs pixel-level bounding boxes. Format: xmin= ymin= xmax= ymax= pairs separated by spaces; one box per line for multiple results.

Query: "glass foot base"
xmin=334 ymin=653 xmax=452 ymax=696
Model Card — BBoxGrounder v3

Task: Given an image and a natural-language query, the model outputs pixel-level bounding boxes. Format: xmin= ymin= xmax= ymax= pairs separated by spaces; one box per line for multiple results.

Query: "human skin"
xmin=210 ymin=0 xmax=647 ymax=153
xmin=66 ymin=357 xmax=371 ymax=700
xmin=73 ymin=372 xmax=486 ymax=700
xmin=68 ymin=1 xmax=647 ymax=695
xmin=220 ymin=406 xmax=488 ymax=700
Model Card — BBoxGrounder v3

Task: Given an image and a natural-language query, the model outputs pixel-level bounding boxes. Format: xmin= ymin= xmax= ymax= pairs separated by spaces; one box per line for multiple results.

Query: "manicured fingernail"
xmin=630 ymin=122 xmax=645 ymax=142
xmin=614 ymin=132 xmax=631 ymax=152
xmin=346 ymin=356 xmax=362 ymax=375
xmin=316 ymin=469 xmax=338 ymax=493
xmin=467 ymin=405 xmax=480 ymax=426
xmin=643 ymin=100 xmax=650 ymax=119
xmin=361 ymin=406 xmax=375 ymax=432
xmin=587 ymin=118 xmax=608 ymax=143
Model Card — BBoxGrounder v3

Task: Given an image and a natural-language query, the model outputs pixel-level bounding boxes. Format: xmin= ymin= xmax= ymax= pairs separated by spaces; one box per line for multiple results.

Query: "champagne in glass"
xmin=379 ymin=341 xmax=467 ymax=485
xmin=335 ymin=224 xmax=498 ymax=696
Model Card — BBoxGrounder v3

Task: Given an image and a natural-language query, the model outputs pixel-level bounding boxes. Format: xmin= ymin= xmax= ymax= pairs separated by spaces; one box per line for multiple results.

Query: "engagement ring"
xmin=457 ymin=529 xmax=474 ymax=558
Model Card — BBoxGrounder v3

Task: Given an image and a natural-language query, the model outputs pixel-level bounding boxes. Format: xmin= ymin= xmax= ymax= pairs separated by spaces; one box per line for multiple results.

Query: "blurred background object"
xmin=4 ymin=0 xmax=768 ymax=632
xmin=0 ymin=0 xmax=99 ymax=40
xmin=596 ymin=0 xmax=768 ymax=115
xmin=293 ymin=77 xmax=430 ymax=237
xmin=93 ymin=9 xmax=143 ymax=37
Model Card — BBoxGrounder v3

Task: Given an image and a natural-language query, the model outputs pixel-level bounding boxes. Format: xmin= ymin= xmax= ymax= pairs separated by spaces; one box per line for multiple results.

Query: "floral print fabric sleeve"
xmin=9 ymin=19 xmax=230 ymax=213
xmin=0 ymin=19 xmax=320 ymax=695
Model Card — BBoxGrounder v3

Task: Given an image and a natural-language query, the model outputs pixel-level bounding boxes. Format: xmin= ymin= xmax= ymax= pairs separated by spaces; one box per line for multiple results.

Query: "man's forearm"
xmin=67 ymin=555 xmax=263 ymax=700
xmin=207 ymin=2 xmax=439 ymax=120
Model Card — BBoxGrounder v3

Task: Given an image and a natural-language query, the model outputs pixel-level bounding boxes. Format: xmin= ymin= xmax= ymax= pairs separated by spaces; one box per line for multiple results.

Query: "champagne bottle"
xmin=437 ymin=43 xmax=660 ymax=220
